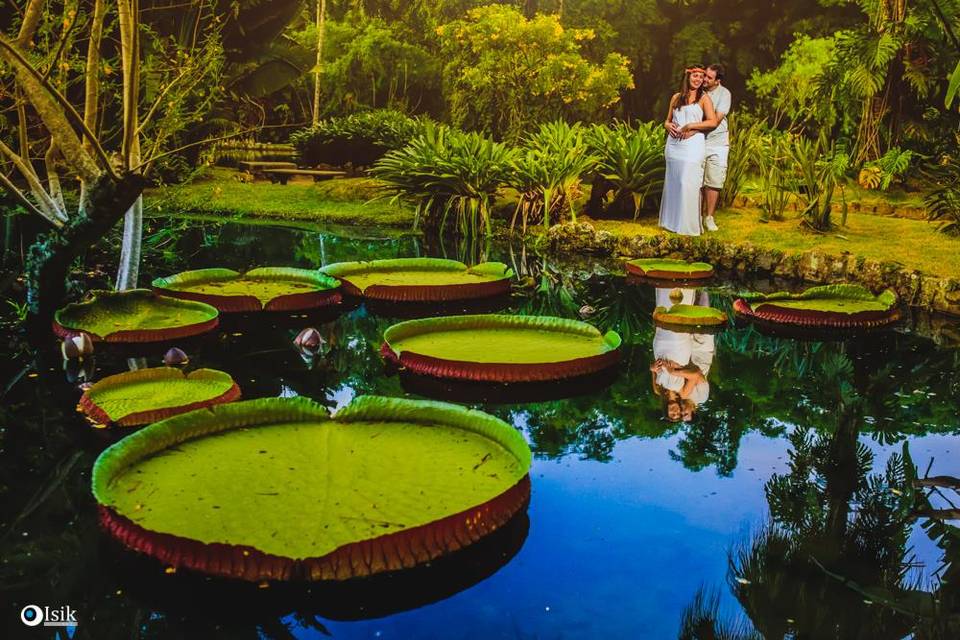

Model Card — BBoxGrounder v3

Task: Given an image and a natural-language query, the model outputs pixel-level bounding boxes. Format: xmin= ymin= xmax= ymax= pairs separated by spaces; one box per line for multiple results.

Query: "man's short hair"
xmin=708 ymin=64 xmax=726 ymax=81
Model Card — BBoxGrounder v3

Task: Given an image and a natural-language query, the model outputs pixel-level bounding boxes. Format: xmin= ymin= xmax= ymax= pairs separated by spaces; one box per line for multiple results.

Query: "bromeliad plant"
xmin=509 ymin=121 xmax=598 ymax=232
xmin=787 ymin=137 xmax=850 ymax=232
xmin=585 ymin=121 xmax=665 ymax=219
xmin=372 ymin=123 xmax=517 ymax=237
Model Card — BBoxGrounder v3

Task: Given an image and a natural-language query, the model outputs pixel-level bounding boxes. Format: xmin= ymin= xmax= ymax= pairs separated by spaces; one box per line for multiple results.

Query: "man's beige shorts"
xmin=704 ymin=146 xmax=729 ymax=190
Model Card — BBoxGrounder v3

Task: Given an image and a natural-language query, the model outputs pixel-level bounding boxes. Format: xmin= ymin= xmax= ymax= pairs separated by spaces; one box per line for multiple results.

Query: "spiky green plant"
xmin=508 ymin=121 xmax=598 ymax=232
xmin=372 ymin=123 xmax=517 ymax=236
xmin=719 ymin=115 xmax=766 ymax=209
xmin=585 ymin=121 xmax=665 ymax=218
xmin=786 ymin=136 xmax=850 ymax=231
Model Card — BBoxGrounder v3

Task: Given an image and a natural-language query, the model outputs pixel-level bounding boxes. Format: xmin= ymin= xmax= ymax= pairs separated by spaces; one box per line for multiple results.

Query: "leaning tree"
xmin=0 ymin=0 xmax=224 ymax=326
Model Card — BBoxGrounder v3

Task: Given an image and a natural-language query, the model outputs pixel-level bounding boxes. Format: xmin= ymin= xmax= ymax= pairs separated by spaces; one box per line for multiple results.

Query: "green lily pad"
xmin=322 ymin=258 xmax=512 ymax=302
xmin=79 ymin=368 xmax=241 ymax=427
xmin=654 ymin=304 xmax=727 ymax=328
xmin=626 ymin=258 xmax=714 ymax=280
xmin=93 ymin=396 xmax=531 ymax=581
xmin=153 ymin=268 xmax=341 ymax=312
xmin=54 ymin=289 xmax=219 ymax=343
xmin=382 ymin=314 xmax=622 ymax=382
xmin=734 ymin=284 xmax=900 ymax=329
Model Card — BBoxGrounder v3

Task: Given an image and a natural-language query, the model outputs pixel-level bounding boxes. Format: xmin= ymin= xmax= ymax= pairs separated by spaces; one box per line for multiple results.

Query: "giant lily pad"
xmin=733 ymin=284 xmax=900 ymax=329
xmin=92 ymin=396 xmax=531 ymax=582
xmin=152 ymin=268 xmax=341 ymax=312
xmin=626 ymin=258 xmax=714 ymax=280
xmin=79 ymin=368 xmax=241 ymax=427
xmin=381 ymin=314 xmax=622 ymax=382
xmin=322 ymin=258 xmax=512 ymax=302
xmin=54 ymin=290 xmax=219 ymax=343
xmin=653 ymin=304 xmax=727 ymax=329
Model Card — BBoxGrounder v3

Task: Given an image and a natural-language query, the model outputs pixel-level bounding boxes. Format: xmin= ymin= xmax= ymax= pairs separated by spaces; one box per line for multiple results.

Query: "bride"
xmin=659 ymin=66 xmax=719 ymax=236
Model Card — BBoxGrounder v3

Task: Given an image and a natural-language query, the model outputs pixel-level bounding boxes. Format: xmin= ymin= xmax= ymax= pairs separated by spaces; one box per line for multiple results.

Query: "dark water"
xmin=2 ymin=220 xmax=959 ymax=639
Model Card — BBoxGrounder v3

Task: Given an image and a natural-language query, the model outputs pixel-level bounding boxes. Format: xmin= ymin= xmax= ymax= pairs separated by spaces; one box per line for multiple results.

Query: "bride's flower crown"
xmin=685 ymin=67 xmax=705 ymax=74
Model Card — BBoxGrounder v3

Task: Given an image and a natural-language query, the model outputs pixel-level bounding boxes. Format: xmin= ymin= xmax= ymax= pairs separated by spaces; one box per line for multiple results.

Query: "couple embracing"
xmin=659 ymin=64 xmax=731 ymax=236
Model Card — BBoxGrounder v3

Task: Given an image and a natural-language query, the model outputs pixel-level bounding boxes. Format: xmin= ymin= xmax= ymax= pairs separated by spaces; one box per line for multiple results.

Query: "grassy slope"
xmin=145 ymin=167 xmax=414 ymax=228
xmin=588 ymin=208 xmax=960 ymax=279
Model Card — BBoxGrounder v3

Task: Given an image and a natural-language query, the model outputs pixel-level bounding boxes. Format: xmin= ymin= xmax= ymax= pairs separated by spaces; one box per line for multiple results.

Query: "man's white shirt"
xmin=705 ymin=85 xmax=732 ymax=148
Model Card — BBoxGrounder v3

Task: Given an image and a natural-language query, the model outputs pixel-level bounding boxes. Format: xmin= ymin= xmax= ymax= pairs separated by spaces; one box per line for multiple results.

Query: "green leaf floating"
xmin=92 ymin=396 xmax=531 ymax=582
xmin=53 ymin=289 xmax=219 ymax=343
xmin=152 ymin=267 xmax=342 ymax=312
xmin=79 ymin=368 xmax=241 ymax=427
xmin=382 ymin=314 xmax=622 ymax=382
xmin=653 ymin=304 xmax=728 ymax=329
xmin=733 ymin=284 xmax=901 ymax=329
xmin=626 ymin=258 xmax=714 ymax=280
xmin=321 ymin=258 xmax=513 ymax=302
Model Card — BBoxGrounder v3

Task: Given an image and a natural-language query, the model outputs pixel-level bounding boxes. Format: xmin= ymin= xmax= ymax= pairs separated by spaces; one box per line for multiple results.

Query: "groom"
xmin=701 ymin=64 xmax=731 ymax=232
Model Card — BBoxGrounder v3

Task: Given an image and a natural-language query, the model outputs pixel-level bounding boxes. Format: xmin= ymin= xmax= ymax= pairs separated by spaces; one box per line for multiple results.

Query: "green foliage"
xmin=924 ymin=156 xmax=960 ymax=235
xmin=372 ymin=123 xmax=518 ymax=236
xmin=785 ymin=137 xmax=850 ymax=231
xmin=509 ymin=121 xmax=597 ymax=231
xmin=858 ymin=147 xmax=916 ymax=191
xmin=436 ymin=5 xmax=633 ymax=140
xmin=755 ymin=133 xmax=792 ymax=222
xmin=290 ymin=109 xmax=427 ymax=167
xmin=719 ymin=115 xmax=766 ymax=209
xmin=585 ymin=121 xmax=664 ymax=218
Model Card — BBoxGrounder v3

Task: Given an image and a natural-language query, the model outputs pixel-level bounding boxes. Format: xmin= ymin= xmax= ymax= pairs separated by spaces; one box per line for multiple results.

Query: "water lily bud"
xmin=61 ymin=333 xmax=94 ymax=360
xmin=294 ymin=327 xmax=325 ymax=355
xmin=669 ymin=288 xmax=684 ymax=304
xmin=578 ymin=304 xmax=596 ymax=319
xmin=163 ymin=347 xmax=189 ymax=366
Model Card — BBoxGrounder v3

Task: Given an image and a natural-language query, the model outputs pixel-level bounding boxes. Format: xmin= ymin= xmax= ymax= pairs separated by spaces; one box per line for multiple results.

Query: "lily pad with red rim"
xmin=733 ymin=284 xmax=901 ymax=329
xmin=152 ymin=268 xmax=341 ymax=312
xmin=625 ymin=258 xmax=714 ymax=280
xmin=92 ymin=395 xmax=531 ymax=582
xmin=79 ymin=368 xmax=241 ymax=427
xmin=381 ymin=314 xmax=622 ymax=382
xmin=53 ymin=289 xmax=219 ymax=343
xmin=321 ymin=258 xmax=513 ymax=302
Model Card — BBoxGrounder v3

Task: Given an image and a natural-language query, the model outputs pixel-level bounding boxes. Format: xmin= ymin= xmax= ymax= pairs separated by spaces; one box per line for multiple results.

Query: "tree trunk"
xmin=312 ymin=0 xmax=327 ymax=126
xmin=26 ymin=173 xmax=147 ymax=330
xmin=115 ymin=195 xmax=143 ymax=289
xmin=116 ymin=0 xmax=142 ymax=289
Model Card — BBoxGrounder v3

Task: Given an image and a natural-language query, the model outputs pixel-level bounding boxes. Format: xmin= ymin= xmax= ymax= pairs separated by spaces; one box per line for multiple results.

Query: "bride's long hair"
xmin=670 ymin=65 xmax=706 ymax=112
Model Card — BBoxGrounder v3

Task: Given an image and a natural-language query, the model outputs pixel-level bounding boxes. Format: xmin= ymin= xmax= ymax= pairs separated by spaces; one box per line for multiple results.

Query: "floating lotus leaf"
xmin=153 ymin=268 xmax=341 ymax=312
xmin=382 ymin=314 xmax=622 ymax=382
xmin=322 ymin=258 xmax=513 ymax=302
xmin=733 ymin=284 xmax=900 ymax=329
xmin=92 ymin=396 xmax=531 ymax=582
xmin=625 ymin=258 xmax=714 ymax=280
xmin=653 ymin=304 xmax=728 ymax=328
xmin=79 ymin=368 xmax=241 ymax=427
xmin=53 ymin=289 xmax=219 ymax=343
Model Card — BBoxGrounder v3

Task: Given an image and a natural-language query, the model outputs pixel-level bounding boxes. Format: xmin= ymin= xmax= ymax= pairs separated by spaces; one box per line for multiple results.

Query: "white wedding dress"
xmin=659 ymin=102 xmax=706 ymax=236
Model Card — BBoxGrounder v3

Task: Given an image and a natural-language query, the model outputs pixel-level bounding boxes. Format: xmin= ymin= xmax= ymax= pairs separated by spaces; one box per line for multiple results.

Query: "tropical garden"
xmin=2 ymin=1 xmax=960 ymax=639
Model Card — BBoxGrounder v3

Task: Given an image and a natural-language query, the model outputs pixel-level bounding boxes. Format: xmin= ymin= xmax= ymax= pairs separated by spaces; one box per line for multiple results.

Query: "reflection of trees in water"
xmin=676 ymin=348 xmax=960 ymax=639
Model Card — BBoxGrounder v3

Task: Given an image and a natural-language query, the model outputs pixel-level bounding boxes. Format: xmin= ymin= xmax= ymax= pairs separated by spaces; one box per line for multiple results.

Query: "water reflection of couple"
xmin=650 ymin=288 xmax=715 ymax=422
xmin=660 ymin=64 xmax=731 ymax=236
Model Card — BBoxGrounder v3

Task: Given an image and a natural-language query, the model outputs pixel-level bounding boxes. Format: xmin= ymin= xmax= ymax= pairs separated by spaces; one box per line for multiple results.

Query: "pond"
xmin=2 ymin=218 xmax=959 ymax=639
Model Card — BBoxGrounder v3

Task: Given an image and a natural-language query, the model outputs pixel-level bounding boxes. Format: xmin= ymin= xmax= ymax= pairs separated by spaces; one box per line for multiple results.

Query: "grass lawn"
xmin=145 ymin=167 xmax=414 ymax=228
xmin=586 ymin=207 xmax=960 ymax=279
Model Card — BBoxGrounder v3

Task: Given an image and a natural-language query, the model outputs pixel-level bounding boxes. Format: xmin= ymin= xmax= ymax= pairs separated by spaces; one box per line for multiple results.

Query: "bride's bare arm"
xmin=664 ymin=93 xmax=681 ymax=137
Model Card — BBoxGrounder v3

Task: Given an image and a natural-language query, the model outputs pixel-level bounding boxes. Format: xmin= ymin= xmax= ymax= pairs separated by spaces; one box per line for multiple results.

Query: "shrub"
xmin=585 ymin=121 xmax=664 ymax=218
xmin=289 ymin=110 xmax=426 ymax=168
xmin=786 ymin=137 xmax=850 ymax=231
xmin=924 ymin=156 xmax=960 ymax=235
xmin=508 ymin=121 xmax=598 ymax=232
xmin=372 ymin=123 xmax=518 ymax=236
xmin=857 ymin=147 xmax=916 ymax=191
xmin=718 ymin=115 xmax=765 ymax=209
xmin=755 ymin=135 xmax=792 ymax=222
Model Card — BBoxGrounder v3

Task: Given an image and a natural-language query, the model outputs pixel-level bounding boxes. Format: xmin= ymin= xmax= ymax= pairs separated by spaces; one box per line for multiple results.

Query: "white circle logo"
xmin=21 ymin=605 xmax=43 ymax=627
